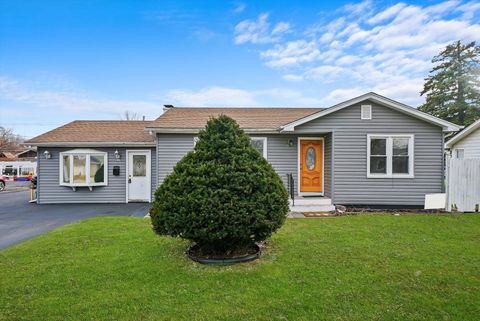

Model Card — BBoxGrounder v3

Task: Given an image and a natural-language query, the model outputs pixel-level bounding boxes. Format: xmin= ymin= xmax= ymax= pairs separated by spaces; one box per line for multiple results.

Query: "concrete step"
xmin=290 ymin=204 xmax=336 ymax=213
xmin=289 ymin=197 xmax=332 ymax=206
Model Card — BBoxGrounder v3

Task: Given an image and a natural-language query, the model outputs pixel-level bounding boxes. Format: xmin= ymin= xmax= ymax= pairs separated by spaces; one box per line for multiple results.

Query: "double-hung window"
xmin=367 ymin=135 xmax=414 ymax=178
xmin=60 ymin=149 xmax=108 ymax=188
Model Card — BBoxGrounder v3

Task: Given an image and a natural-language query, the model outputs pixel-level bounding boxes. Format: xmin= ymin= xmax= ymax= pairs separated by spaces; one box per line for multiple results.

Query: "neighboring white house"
xmin=445 ymin=119 xmax=480 ymax=212
xmin=445 ymin=119 xmax=480 ymax=158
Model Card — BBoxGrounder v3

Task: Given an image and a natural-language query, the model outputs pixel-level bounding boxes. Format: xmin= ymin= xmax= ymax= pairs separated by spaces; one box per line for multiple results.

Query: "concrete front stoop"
xmin=288 ymin=196 xmax=336 ymax=213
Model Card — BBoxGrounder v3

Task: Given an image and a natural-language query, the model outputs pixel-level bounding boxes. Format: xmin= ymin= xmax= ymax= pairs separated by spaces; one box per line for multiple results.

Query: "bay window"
xmin=367 ymin=135 xmax=414 ymax=178
xmin=60 ymin=150 xmax=108 ymax=188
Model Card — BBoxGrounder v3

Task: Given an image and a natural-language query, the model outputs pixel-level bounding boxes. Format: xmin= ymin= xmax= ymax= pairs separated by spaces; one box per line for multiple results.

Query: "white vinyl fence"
xmin=446 ymin=158 xmax=480 ymax=212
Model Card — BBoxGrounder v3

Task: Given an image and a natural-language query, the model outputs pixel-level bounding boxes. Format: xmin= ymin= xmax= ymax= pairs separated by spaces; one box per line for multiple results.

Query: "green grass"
xmin=1 ymin=214 xmax=479 ymax=321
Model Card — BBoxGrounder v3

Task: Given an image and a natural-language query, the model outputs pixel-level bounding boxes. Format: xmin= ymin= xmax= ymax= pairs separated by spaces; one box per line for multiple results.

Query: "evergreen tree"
xmin=151 ymin=115 xmax=289 ymax=255
xmin=419 ymin=41 xmax=480 ymax=126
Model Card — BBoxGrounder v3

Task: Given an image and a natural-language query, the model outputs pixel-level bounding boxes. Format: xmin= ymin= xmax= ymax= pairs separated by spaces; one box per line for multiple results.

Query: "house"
xmin=16 ymin=148 xmax=37 ymax=161
xmin=0 ymin=148 xmax=37 ymax=180
xmin=445 ymin=119 xmax=480 ymax=159
xmin=25 ymin=92 xmax=461 ymax=210
xmin=444 ymin=119 xmax=480 ymax=212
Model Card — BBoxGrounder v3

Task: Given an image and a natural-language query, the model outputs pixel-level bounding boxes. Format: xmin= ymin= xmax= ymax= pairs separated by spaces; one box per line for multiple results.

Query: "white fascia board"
xmin=280 ymin=92 xmax=462 ymax=132
xmin=445 ymin=119 xmax=480 ymax=148
xmin=26 ymin=142 xmax=156 ymax=147
xmin=147 ymin=128 xmax=279 ymax=134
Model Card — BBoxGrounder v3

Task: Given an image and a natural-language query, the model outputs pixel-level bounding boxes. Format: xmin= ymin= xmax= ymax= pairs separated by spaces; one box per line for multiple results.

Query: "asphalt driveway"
xmin=0 ymin=190 xmax=150 ymax=249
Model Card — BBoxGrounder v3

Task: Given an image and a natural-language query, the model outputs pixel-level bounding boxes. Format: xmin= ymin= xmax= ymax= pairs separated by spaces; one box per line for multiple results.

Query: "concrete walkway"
xmin=0 ymin=190 xmax=149 ymax=249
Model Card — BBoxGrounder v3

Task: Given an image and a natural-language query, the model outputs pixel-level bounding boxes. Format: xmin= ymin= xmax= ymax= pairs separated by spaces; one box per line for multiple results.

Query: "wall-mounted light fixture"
xmin=288 ymin=139 xmax=294 ymax=147
xmin=43 ymin=150 xmax=51 ymax=159
xmin=114 ymin=149 xmax=121 ymax=160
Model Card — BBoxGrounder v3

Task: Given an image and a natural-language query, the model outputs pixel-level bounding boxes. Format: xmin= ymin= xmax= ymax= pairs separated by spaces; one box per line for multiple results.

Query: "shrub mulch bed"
xmin=297 ymin=207 xmax=449 ymax=218
xmin=302 ymin=212 xmax=337 ymax=217
xmin=344 ymin=207 xmax=448 ymax=215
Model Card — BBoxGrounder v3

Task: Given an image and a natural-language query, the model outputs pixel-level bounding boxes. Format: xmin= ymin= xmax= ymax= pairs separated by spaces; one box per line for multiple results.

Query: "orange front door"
xmin=300 ymin=139 xmax=323 ymax=193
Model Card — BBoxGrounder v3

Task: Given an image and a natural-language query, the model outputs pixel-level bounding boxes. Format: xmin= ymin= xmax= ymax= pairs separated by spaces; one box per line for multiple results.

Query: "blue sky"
xmin=1 ymin=0 xmax=479 ymax=139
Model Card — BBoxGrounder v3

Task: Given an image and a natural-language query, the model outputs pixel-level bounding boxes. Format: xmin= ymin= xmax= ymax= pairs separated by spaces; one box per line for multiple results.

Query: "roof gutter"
xmin=23 ymin=142 xmax=156 ymax=147
xmin=145 ymin=128 xmax=280 ymax=134
xmin=445 ymin=119 xmax=480 ymax=148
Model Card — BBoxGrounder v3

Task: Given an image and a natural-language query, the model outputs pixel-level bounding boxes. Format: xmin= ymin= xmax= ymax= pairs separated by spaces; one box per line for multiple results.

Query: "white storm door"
xmin=127 ymin=151 xmax=151 ymax=202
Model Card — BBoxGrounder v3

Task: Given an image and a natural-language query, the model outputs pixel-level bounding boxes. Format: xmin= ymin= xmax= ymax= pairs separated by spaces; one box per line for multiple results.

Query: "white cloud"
xmin=335 ymin=55 xmax=360 ymax=65
xmin=164 ymin=87 xmax=258 ymax=106
xmin=272 ymin=22 xmax=291 ymax=35
xmin=234 ymin=3 xmax=246 ymax=13
xmin=456 ymin=1 xmax=480 ymax=19
xmin=0 ymin=75 xmax=162 ymax=116
xmin=283 ymin=74 xmax=304 ymax=81
xmin=368 ymin=3 xmax=407 ymax=24
xmin=261 ymin=40 xmax=320 ymax=67
xmin=343 ymin=0 xmax=373 ymax=16
xmin=235 ymin=0 xmax=480 ymax=106
xmin=162 ymin=86 xmax=322 ymax=106
xmin=234 ymin=13 xmax=290 ymax=44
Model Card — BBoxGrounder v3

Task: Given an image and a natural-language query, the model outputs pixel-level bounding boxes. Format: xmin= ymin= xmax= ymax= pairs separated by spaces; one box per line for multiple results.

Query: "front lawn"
xmin=1 ymin=214 xmax=479 ymax=321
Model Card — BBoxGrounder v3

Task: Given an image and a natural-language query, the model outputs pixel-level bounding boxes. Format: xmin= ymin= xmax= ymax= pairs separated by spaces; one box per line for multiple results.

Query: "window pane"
xmin=73 ymin=155 xmax=86 ymax=183
xmin=306 ymin=147 xmax=316 ymax=170
xmin=3 ymin=166 xmax=17 ymax=175
xmin=393 ymin=138 xmax=409 ymax=156
xmin=393 ymin=156 xmax=409 ymax=174
xmin=371 ymin=138 xmax=386 ymax=155
xmin=456 ymin=149 xmax=464 ymax=159
xmin=251 ymin=139 xmax=265 ymax=156
xmin=133 ymin=155 xmax=146 ymax=177
xmin=20 ymin=167 xmax=33 ymax=175
xmin=90 ymin=155 xmax=105 ymax=183
xmin=63 ymin=155 xmax=70 ymax=183
xmin=370 ymin=156 xmax=387 ymax=174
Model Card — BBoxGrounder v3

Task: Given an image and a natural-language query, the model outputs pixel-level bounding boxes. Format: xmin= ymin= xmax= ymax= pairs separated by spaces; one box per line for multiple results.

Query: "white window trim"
xmin=126 ymin=149 xmax=151 ymax=203
xmin=361 ymin=104 xmax=372 ymax=120
xmin=251 ymin=137 xmax=268 ymax=159
xmin=367 ymin=134 xmax=414 ymax=178
xmin=59 ymin=149 xmax=108 ymax=189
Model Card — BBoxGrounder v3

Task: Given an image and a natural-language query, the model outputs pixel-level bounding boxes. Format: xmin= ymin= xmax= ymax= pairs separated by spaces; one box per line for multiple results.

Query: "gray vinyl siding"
xmin=269 ymin=134 xmax=332 ymax=197
xmin=37 ymin=147 xmax=155 ymax=204
xmin=150 ymin=149 xmax=157 ymax=197
xmin=156 ymin=133 xmax=332 ymax=198
xmin=157 ymin=134 xmax=195 ymax=186
xmin=155 ymin=134 xmax=301 ymax=194
xmin=295 ymin=100 xmax=444 ymax=206
xmin=451 ymin=128 xmax=480 ymax=159
xmin=264 ymin=135 xmax=298 ymax=195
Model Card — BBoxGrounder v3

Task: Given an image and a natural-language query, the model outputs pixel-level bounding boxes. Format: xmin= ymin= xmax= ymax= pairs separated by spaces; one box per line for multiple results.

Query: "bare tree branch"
xmin=120 ymin=111 xmax=140 ymax=120
xmin=0 ymin=127 xmax=23 ymax=151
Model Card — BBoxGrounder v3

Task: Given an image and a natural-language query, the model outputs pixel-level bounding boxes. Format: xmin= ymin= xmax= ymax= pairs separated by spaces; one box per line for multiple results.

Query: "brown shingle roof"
xmin=26 ymin=121 xmax=154 ymax=144
xmin=26 ymin=108 xmax=325 ymax=145
xmin=147 ymin=107 xmax=324 ymax=130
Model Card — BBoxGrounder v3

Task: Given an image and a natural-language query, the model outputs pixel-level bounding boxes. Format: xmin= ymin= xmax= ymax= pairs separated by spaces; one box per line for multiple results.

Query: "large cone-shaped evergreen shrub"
xmin=151 ymin=115 xmax=289 ymax=254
